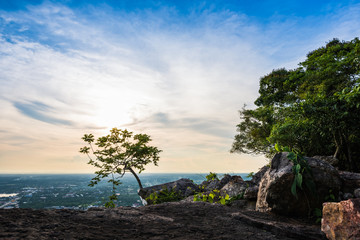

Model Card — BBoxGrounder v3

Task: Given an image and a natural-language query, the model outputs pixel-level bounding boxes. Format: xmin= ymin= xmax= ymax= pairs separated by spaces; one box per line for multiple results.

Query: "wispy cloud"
xmin=14 ymin=101 xmax=73 ymax=125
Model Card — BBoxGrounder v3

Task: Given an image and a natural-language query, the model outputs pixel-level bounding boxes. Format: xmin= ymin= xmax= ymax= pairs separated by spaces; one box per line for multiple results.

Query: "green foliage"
xmin=246 ymin=172 xmax=254 ymax=179
xmin=325 ymin=189 xmax=336 ymax=202
xmin=232 ymin=38 xmax=360 ymax=172
xmin=313 ymin=208 xmax=322 ymax=224
xmin=80 ymin=128 xmax=162 ymax=207
xmin=275 ymin=145 xmax=316 ymax=199
xmin=231 ymin=105 xmax=275 ymax=159
xmin=193 ymin=189 xmax=232 ymax=205
xmin=146 ymin=187 xmax=183 ymax=205
xmin=205 ymin=172 xmax=219 ymax=181
xmin=193 ymin=189 xmax=244 ymax=206
xmin=104 ymin=201 xmax=115 ymax=208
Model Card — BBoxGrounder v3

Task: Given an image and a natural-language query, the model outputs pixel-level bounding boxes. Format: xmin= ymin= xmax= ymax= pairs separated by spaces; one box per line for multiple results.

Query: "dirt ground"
xmin=0 ymin=201 xmax=326 ymax=240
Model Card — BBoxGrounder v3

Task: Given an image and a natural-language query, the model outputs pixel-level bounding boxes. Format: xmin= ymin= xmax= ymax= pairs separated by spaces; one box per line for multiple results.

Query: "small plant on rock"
xmin=146 ymin=186 xmax=183 ymax=205
xmin=246 ymin=172 xmax=254 ymax=179
xmin=193 ymin=189 xmax=231 ymax=205
xmin=274 ymin=144 xmax=316 ymax=199
xmin=205 ymin=172 xmax=219 ymax=181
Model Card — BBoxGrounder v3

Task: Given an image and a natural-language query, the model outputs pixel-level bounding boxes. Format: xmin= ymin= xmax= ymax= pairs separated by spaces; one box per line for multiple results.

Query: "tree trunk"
xmin=342 ymin=133 xmax=357 ymax=172
xmin=333 ymin=132 xmax=342 ymax=167
xmin=127 ymin=167 xmax=143 ymax=189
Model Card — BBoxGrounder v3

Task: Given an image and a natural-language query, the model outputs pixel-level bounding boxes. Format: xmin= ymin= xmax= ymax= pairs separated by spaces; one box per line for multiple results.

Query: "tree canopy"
xmin=80 ymin=128 xmax=161 ymax=207
xmin=232 ymin=38 xmax=360 ymax=172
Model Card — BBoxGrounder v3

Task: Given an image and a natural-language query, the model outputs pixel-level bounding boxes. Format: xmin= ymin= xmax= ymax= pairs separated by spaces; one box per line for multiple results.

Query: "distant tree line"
xmin=231 ymin=38 xmax=360 ymax=172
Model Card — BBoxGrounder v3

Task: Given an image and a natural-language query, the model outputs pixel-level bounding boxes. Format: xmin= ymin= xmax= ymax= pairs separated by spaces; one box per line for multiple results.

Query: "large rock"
xmin=312 ymin=155 xmax=339 ymax=168
xmin=354 ymin=188 xmax=360 ymax=198
xmin=250 ymin=165 xmax=270 ymax=185
xmin=138 ymin=178 xmax=198 ymax=205
xmin=321 ymin=198 xmax=360 ymax=240
xmin=243 ymin=186 xmax=259 ymax=200
xmin=220 ymin=176 xmax=247 ymax=198
xmin=256 ymin=152 xmax=341 ymax=216
xmin=222 ymin=166 xmax=267 ymax=202
xmin=339 ymin=171 xmax=360 ymax=194
xmin=199 ymin=174 xmax=232 ymax=192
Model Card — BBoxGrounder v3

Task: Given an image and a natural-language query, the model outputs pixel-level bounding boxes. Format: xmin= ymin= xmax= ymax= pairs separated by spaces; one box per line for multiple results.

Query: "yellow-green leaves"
xmin=82 ymin=134 xmax=94 ymax=143
xmin=193 ymin=190 xmax=233 ymax=206
xmin=275 ymin=143 xmax=281 ymax=152
xmin=79 ymin=146 xmax=90 ymax=154
xmin=146 ymin=187 xmax=183 ymax=205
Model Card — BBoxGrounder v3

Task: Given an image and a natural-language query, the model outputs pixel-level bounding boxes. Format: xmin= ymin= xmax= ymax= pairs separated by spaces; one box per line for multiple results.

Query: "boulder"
xmin=250 ymin=165 xmax=270 ymax=186
xmin=339 ymin=171 xmax=360 ymax=194
xmin=243 ymin=186 xmax=259 ymax=200
xmin=256 ymin=152 xmax=341 ymax=216
xmin=200 ymin=174 xmax=232 ymax=192
xmin=343 ymin=192 xmax=354 ymax=200
xmin=321 ymin=198 xmax=360 ymax=240
xmin=220 ymin=176 xmax=247 ymax=198
xmin=312 ymin=155 xmax=339 ymax=168
xmin=228 ymin=199 xmax=256 ymax=210
xmin=221 ymin=165 xmax=268 ymax=202
xmin=138 ymin=178 xmax=198 ymax=205
xmin=354 ymin=188 xmax=360 ymax=198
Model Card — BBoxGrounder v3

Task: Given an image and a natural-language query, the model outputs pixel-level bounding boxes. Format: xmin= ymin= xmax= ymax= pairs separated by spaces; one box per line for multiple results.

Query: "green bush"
xmin=146 ymin=186 xmax=183 ymax=205
xmin=205 ymin=172 xmax=219 ymax=181
xmin=193 ymin=189 xmax=234 ymax=205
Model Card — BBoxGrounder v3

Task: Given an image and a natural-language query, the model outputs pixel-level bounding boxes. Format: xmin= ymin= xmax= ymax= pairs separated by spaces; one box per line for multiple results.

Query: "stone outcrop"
xmin=339 ymin=171 xmax=360 ymax=194
xmin=243 ymin=186 xmax=259 ymax=200
xmin=321 ymin=198 xmax=360 ymax=240
xmin=138 ymin=178 xmax=198 ymax=205
xmin=312 ymin=155 xmax=339 ymax=168
xmin=256 ymin=152 xmax=341 ymax=216
xmin=220 ymin=175 xmax=246 ymax=198
xmin=354 ymin=188 xmax=360 ymax=198
xmin=250 ymin=165 xmax=269 ymax=185
xmin=139 ymin=174 xmax=258 ymax=206
xmin=199 ymin=174 xmax=232 ymax=192
xmin=342 ymin=192 xmax=354 ymax=200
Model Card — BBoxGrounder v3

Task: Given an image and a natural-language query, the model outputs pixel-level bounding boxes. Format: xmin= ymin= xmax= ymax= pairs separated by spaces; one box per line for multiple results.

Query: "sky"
xmin=0 ymin=0 xmax=360 ymax=174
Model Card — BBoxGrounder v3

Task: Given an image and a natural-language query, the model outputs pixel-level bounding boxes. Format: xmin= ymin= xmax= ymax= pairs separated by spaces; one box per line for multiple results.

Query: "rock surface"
xmin=339 ymin=171 xmax=360 ymax=194
xmin=312 ymin=156 xmax=339 ymax=168
xmin=321 ymin=198 xmax=360 ymax=240
xmin=354 ymin=188 xmax=360 ymax=198
xmin=138 ymin=178 xmax=198 ymax=204
xmin=0 ymin=201 xmax=326 ymax=240
xmin=256 ymin=152 xmax=341 ymax=216
xmin=251 ymin=165 xmax=270 ymax=185
xmin=244 ymin=186 xmax=259 ymax=200
xmin=343 ymin=192 xmax=354 ymax=200
xmin=199 ymin=174 xmax=232 ymax=192
xmin=220 ymin=175 xmax=247 ymax=198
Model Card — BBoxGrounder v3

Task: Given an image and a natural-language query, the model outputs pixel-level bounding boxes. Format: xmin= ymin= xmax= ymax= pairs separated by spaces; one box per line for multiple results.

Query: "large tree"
xmin=80 ymin=128 xmax=161 ymax=207
xmin=232 ymin=38 xmax=360 ymax=171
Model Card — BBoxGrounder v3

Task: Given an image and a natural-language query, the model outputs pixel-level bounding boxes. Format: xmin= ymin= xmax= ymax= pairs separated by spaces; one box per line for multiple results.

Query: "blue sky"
xmin=0 ymin=0 xmax=360 ymax=173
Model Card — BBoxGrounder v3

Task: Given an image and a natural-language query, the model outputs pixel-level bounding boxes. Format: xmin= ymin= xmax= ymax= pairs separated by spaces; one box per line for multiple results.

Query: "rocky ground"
xmin=0 ymin=201 xmax=326 ymax=240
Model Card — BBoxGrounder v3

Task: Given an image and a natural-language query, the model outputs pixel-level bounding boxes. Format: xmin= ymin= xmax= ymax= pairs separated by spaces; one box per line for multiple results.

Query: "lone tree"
xmin=232 ymin=38 xmax=360 ymax=172
xmin=80 ymin=128 xmax=161 ymax=207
